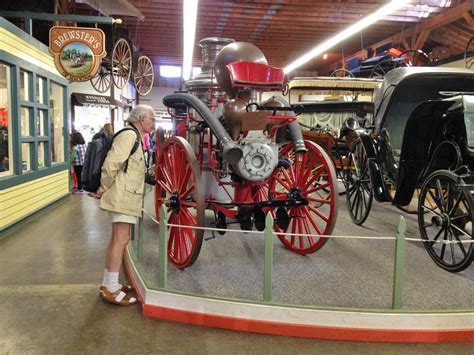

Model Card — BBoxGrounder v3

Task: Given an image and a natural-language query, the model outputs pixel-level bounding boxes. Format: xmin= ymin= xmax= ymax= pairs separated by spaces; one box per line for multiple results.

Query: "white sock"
xmin=106 ymin=271 xmax=120 ymax=293
xmin=101 ymin=269 xmax=108 ymax=287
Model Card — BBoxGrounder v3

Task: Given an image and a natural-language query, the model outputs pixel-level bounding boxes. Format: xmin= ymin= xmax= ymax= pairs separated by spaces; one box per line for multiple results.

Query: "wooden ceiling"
xmin=118 ymin=0 xmax=473 ymax=75
xmin=1 ymin=0 xmax=471 ymax=75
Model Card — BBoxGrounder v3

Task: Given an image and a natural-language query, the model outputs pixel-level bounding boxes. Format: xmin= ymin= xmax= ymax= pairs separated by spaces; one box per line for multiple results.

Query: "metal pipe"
xmin=163 ymin=93 xmax=243 ymax=163
xmin=263 ymin=96 xmax=306 ymax=154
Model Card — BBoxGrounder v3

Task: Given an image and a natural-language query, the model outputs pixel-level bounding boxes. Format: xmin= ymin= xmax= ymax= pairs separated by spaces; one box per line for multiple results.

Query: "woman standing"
xmin=71 ymin=131 xmax=87 ymax=194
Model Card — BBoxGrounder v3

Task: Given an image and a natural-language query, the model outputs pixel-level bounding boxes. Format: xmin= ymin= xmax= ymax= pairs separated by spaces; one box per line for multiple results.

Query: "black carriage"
xmin=90 ymin=26 xmax=154 ymax=96
xmin=343 ymin=67 xmax=474 ymax=272
xmin=331 ymin=48 xmax=431 ymax=79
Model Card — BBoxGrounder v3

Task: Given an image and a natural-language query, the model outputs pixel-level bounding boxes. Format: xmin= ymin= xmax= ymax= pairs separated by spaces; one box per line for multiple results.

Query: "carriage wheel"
xmin=397 ymin=49 xmax=430 ymax=67
xmin=112 ymin=38 xmax=132 ymax=89
xmin=155 ymin=137 xmax=205 ymax=269
xmin=336 ymin=164 xmax=347 ymax=196
xmin=344 ymin=139 xmax=373 ymax=225
xmin=330 ymin=68 xmax=355 ymax=78
xmin=465 ymin=36 xmax=474 ymax=70
xmin=90 ymin=66 xmax=111 ymax=93
xmin=418 ymin=170 xmax=473 ymax=272
xmin=370 ymin=59 xmax=405 ymax=78
xmin=134 ymin=55 xmax=155 ymax=96
xmin=271 ymin=140 xmax=338 ymax=254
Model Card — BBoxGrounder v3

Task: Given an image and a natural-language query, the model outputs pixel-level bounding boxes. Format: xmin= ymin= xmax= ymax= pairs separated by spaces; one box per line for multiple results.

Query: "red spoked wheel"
xmin=155 ymin=137 xmax=205 ymax=269
xmin=271 ymin=140 xmax=339 ymax=254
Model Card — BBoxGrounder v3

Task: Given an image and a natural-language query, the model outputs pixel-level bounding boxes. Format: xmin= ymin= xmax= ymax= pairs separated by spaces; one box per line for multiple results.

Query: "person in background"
xmin=71 ymin=131 xmax=87 ymax=194
xmin=92 ymin=123 xmax=114 ymax=140
xmin=0 ymin=154 xmax=8 ymax=172
xmin=97 ymin=105 xmax=155 ymax=306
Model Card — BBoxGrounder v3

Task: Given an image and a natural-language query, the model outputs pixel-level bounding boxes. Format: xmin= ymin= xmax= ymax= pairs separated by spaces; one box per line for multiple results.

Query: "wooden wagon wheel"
xmin=370 ymin=59 xmax=404 ymax=78
xmin=271 ymin=140 xmax=339 ymax=254
xmin=90 ymin=65 xmax=111 ymax=93
xmin=134 ymin=55 xmax=155 ymax=96
xmin=112 ymin=38 xmax=132 ymax=89
xmin=344 ymin=138 xmax=373 ymax=225
xmin=330 ymin=68 xmax=355 ymax=78
xmin=465 ymin=36 xmax=474 ymax=70
xmin=155 ymin=137 xmax=205 ymax=269
xmin=418 ymin=170 xmax=473 ymax=272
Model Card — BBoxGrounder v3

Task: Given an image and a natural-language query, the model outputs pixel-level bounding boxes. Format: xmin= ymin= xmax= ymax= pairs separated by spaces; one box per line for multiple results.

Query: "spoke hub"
xmin=289 ymin=187 xmax=302 ymax=200
xmin=432 ymin=213 xmax=450 ymax=228
xmin=169 ymin=194 xmax=181 ymax=213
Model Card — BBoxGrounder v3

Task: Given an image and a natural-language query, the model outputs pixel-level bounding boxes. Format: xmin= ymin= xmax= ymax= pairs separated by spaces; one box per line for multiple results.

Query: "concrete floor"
xmin=0 ymin=194 xmax=473 ymax=354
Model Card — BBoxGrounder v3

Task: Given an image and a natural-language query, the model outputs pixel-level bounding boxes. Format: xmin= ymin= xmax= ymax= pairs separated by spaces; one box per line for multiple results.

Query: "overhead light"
xmin=183 ymin=0 xmax=199 ymax=80
xmin=284 ymin=0 xmax=412 ymax=74
xmin=323 ymin=53 xmax=328 ymax=60
xmin=418 ymin=5 xmax=432 ymax=18
xmin=439 ymin=0 xmax=452 ymax=7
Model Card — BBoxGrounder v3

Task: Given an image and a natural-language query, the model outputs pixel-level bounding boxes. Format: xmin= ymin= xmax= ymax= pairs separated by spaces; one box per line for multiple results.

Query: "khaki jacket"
xmin=99 ymin=126 xmax=145 ymax=217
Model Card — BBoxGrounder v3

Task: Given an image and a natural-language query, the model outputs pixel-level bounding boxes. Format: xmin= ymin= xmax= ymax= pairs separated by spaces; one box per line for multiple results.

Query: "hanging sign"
xmin=49 ymin=26 xmax=106 ymax=82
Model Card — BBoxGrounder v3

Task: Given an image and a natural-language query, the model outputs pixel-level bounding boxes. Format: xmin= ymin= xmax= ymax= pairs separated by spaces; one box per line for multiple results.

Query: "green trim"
xmin=0 ymin=193 xmax=69 ymax=236
xmin=0 ymin=17 xmax=50 ymax=54
xmin=392 ymin=216 xmax=406 ymax=310
xmin=19 ymin=101 xmax=34 ymax=108
xmin=63 ymin=84 xmax=69 ymax=164
xmin=263 ymin=213 xmax=273 ymax=302
xmin=0 ymin=163 xmax=68 ymax=189
xmin=11 ymin=60 xmax=20 ymax=176
xmin=137 ymin=217 xmax=143 ymax=261
xmin=158 ymin=205 xmax=168 ymax=289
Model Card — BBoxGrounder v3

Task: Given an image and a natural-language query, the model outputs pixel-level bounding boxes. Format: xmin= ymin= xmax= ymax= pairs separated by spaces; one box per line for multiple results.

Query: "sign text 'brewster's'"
xmin=49 ymin=26 xmax=106 ymax=82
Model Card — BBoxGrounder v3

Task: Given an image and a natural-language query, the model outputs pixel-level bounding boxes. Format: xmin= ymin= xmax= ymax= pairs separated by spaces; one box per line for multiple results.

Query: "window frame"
xmin=0 ymin=50 xmax=69 ymax=190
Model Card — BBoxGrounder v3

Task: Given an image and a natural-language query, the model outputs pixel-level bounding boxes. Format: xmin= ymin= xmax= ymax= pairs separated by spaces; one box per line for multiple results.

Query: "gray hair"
xmin=126 ymin=105 xmax=154 ymax=123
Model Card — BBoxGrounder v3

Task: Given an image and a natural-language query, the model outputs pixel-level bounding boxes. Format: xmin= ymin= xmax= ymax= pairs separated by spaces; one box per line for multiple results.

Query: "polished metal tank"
xmin=184 ymin=37 xmax=235 ymax=103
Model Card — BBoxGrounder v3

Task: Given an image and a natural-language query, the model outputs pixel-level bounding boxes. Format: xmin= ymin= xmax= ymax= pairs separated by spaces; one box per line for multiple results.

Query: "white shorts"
xmin=109 ymin=211 xmax=137 ymax=224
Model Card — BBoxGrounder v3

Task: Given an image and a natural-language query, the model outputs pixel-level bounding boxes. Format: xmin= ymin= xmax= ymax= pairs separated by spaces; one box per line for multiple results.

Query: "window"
xmin=21 ymin=143 xmax=31 ymax=172
xmin=37 ymin=109 xmax=47 ymax=137
xmin=50 ymin=82 xmax=64 ymax=164
xmin=38 ymin=141 xmax=46 ymax=169
xmin=0 ymin=57 xmax=67 ymax=182
xmin=192 ymin=66 xmax=201 ymax=77
xmin=36 ymin=76 xmax=46 ymax=104
xmin=160 ymin=65 xmax=182 ymax=78
xmin=21 ymin=107 xmax=31 ymax=136
xmin=20 ymin=69 xmax=30 ymax=101
xmin=0 ymin=63 xmax=11 ymax=177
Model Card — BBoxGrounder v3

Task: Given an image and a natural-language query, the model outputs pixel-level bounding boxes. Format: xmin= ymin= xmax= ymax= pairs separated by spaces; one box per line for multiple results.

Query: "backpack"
xmin=82 ymin=127 xmax=140 ymax=193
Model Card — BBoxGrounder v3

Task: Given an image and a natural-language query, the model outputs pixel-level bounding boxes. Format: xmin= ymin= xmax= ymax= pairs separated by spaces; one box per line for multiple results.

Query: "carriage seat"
xmin=227 ymin=62 xmax=285 ymax=91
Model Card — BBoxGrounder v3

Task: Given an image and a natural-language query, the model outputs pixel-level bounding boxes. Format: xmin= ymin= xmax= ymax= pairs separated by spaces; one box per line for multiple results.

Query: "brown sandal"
xmin=99 ymin=284 xmax=132 ymax=296
xmin=101 ymin=287 xmax=137 ymax=306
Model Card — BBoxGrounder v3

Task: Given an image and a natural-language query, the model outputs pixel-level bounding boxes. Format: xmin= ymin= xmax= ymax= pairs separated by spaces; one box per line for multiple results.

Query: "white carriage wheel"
xmin=112 ymin=38 xmax=132 ymax=89
xmin=134 ymin=55 xmax=155 ymax=96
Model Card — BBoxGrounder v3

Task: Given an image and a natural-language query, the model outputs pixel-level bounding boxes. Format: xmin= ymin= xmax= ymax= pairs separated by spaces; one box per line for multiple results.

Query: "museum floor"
xmin=0 ymin=193 xmax=473 ymax=353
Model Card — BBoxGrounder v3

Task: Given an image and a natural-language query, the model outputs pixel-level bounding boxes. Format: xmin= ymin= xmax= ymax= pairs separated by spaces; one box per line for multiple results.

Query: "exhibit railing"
xmin=129 ymin=189 xmax=473 ymax=313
